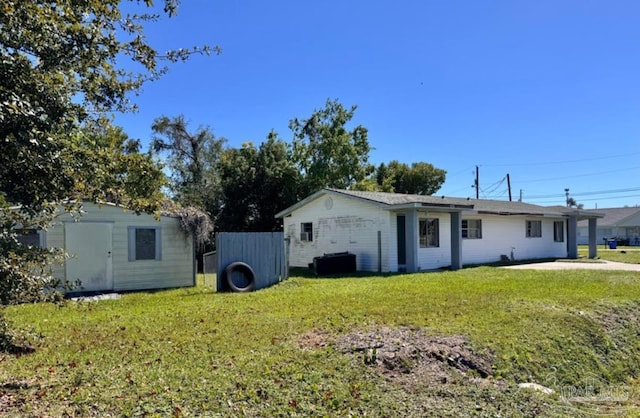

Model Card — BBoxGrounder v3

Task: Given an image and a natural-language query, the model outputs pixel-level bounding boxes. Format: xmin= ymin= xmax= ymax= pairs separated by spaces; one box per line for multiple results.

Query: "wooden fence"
xmin=216 ymin=232 xmax=288 ymax=291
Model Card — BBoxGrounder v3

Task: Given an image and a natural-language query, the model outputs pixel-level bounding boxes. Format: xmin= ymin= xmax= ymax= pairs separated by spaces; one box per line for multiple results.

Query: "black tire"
xmin=224 ymin=261 xmax=256 ymax=292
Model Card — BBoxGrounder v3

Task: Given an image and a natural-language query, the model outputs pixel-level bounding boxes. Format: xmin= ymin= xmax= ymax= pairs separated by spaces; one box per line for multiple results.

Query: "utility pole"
xmin=565 ymin=188 xmax=570 ymax=207
xmin=506 ymin=173 xmax=512 ymax=201
xmin=519 ymin=189 xmax=523 ymax=202
xmin=475 ymin=165 xmax=479 ymax=199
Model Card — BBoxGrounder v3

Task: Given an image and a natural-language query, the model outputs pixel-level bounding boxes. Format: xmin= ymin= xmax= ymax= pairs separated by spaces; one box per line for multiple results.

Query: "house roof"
xmin=577 ymin=207 xmax=640 ymax=227
xmin=276 ymin=188 xmax=603 ymax=219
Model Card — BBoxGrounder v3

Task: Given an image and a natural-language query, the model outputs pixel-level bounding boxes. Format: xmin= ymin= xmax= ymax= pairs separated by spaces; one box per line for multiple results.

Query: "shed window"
xmin=16 ymin=229 xmax=44 ymax=247
xmin=462 ymin=219 xmax=482 ymax=239
xmin=128 ymin=227 xmax=161 ymax=261
xmin=526 ymin=220 xmax=542 ymax=238
xmin=554 ymin=221 xmax=564 ymax=242
xmin=300 ymin=222 xmax=313 ymax=242
xmin=419 ymin=218 xmax=439 ymax=248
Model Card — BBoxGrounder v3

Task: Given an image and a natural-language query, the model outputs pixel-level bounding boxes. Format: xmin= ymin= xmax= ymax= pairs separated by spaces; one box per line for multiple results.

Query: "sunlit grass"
xmin=3 ymin=268 xmax=640 ymax=416
xmin=579 ymin=245 xmax=640 ymax=264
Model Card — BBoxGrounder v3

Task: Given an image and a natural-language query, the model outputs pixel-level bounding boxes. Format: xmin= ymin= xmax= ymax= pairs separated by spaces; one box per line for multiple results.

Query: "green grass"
xmin=579 ymin=245 xmax=640 ymax=264
xmin=3 ymin=268 xmax=640 ymax=416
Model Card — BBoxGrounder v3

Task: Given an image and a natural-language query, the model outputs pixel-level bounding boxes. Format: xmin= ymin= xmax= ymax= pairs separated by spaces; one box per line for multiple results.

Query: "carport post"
xmin=450 ymin=211 xmax=462 ymax=270
xmin=405 ymin=210 xmax=419 ymax=273
xmin=588 ymin=218 xmax=597 ymax=259
xmin=567 ymin=216 xmax=578 ymax=259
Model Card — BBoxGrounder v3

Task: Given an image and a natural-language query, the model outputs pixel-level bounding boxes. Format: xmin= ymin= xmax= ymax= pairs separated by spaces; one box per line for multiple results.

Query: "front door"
xmin=397 ymin=215 xmax=406 ymax=267
xmin=65 ymin=222 xmax=113 ymax=292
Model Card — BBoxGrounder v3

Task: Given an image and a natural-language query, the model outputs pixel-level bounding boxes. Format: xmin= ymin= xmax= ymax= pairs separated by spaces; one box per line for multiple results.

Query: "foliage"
xmin=217 ymin=133 xmax=300 ymax=232
xmin=161 ymin=199 xmax=214 ymax=250
xmin=354 ymin=161 xmax=447 ymax=195
xmin=71 ymin=122 xmax=167 ymax=214
xmin=290 ymin=99 xmax=374 ymax=195
xmin=3 ymin=268 xmax=640 ymax=415
xmin=382 ymin=160 xmax=446 ymax=195
xmin=151 ymin=115 xmax=226 ymax=212
xmin=1 ymin=0 xmax=213 ymax=211
xmin=0 ymin=209 xmax=69 ymax=352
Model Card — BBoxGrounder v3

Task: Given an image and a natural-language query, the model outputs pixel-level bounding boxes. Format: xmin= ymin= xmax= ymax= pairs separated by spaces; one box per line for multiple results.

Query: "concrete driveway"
xmin=502 ymin=260 xmax=640 ymax=272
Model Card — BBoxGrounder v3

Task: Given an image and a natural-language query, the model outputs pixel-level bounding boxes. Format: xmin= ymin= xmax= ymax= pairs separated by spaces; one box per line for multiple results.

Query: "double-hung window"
xmin=462 ymin=219 xmax=482 ymax=239
xmin=300 ymin=222 xmax=313 ymax=242
xmin=553 ymin=221 xmax=564 ymax=242
xmin=526 ymin=220 xmax=542 ymax=238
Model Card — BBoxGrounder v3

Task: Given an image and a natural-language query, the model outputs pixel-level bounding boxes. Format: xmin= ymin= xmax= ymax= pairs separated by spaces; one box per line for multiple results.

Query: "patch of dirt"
xmin=300 ymin=326 xmax=495 ymax=388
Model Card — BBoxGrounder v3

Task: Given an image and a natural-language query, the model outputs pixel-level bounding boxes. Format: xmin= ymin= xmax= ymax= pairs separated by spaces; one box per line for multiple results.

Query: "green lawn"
xmin=579 ymin=245 xmax=640 ymax=264
xmin=3 ymin=268 xmax=640 ymax=416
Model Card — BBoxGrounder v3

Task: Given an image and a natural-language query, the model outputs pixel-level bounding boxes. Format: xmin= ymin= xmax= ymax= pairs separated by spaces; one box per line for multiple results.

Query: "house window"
xmin=554 ymin=221 xmax=564 ymax=242
xmin=128 ymin=227 xmax=161 ymax=261
xmin=419 ymin=218 xmax=439 ymax=248
xmin=462 ymin=219 xmax=482 ymax=239
xmin=300 ymin=222 xmax=313 ymax=242
xmin=526 ymin=220 xmax=542 ymax=238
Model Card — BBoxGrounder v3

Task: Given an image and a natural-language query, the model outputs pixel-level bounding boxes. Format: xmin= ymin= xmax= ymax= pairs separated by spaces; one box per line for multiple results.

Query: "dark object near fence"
xmin=314 ymin=252 xmax=356 ymax=275
xmin=224 ymin=261 xmax=256 ymax=292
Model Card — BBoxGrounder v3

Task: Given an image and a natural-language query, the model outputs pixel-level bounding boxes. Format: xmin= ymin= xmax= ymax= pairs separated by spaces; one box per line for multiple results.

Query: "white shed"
xmin=276 ymin=189 xmax=602 ymax=273
xmin=38 ymin=202 xmax=195 ymax=293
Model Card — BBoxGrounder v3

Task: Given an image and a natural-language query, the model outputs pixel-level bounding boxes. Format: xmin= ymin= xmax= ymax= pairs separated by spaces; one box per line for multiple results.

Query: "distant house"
xmin=276 ymin=189 xmax=602 ymax=273
xmin=22 ymin=202 xmax=195 ymax=293
xmin=577 ymin=207 xmax=640 ymax=246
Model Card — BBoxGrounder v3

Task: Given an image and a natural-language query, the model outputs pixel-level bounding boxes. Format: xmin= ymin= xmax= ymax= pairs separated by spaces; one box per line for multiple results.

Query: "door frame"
xmin=64 ymin=221 xmax=114 ymax=292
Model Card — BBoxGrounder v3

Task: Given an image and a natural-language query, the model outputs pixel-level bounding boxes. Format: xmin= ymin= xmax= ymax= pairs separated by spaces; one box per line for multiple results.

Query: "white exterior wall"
xmin=462 ymin=215 xmax=567 ymax=264
xmin=45 ymin=202 xmax=194 ymax=291
xmin=283 ymin=194 xmax=572 ymax=273
xmin=283 ymin=194 xmax=392 ymax=272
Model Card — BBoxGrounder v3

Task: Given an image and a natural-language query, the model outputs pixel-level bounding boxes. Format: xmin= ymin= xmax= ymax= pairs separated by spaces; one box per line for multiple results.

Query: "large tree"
xmin=289 ymin=99 xmax=373 ymax=195
xmin=217 ymin=133 xmax=300 ymax=232
xmin=373 ymin=161 xmax=446 ymax=195
xmin=0 ymin=0 xmax=212 ymax=350
xmin=151 ymin=115 xmax=226 ymax=213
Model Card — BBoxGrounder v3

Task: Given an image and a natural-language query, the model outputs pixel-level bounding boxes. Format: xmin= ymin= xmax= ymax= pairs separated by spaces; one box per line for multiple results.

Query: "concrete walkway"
xmin=502 ymin=260 xmax=640 ymax=272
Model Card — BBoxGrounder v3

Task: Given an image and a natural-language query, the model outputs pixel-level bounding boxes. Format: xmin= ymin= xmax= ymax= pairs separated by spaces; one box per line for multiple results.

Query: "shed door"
xmin=65 ymin=223 xmax=113 ymax=292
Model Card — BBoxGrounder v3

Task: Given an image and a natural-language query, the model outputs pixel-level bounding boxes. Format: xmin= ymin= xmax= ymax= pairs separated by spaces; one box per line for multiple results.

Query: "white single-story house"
xmin=276 ymin=189 xmax=603 ymax=273
xmin=577 ymin=207 xmax=640 ymax=246
xmin=22 ymin=201 xmax=195 ymax=293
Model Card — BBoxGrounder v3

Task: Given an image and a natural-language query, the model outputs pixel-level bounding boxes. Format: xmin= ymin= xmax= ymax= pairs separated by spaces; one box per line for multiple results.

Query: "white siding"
xmin=283 ymin=193 xmax=572 ymax=273
xmin=44 ymin=202 xmax=194 ymax=292
xmin=283 ymin=194 xmax=392 ymax=272
xmin=462 ymin=215 xmax=567 ymax=264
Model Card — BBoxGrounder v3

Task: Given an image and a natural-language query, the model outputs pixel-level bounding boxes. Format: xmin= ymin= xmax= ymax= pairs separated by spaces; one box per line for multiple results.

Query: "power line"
xmin=526 ymin=186 xmax=640 ymax=200
xmin=516 ymin=165 xmax=640 ymax=184
xmin=482 ymin=151 xmax=640 ymax=168
xmin=531 ymin=193 xmax=640 ymax=205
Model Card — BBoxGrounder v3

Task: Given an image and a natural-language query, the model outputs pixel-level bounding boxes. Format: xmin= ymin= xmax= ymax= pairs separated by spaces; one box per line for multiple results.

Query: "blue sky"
xmin=114 ymin=0 xmax=640 ymax=208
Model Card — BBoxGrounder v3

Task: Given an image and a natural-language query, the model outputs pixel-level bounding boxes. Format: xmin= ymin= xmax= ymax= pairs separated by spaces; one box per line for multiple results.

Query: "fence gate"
xmin=215 ymin=232 xmax=288 ymax=292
